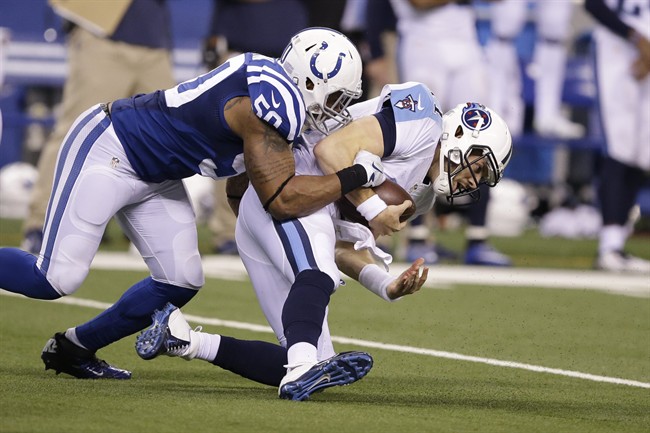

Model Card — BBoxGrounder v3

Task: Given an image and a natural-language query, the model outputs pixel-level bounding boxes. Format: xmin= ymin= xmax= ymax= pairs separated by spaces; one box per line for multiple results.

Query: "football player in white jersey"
xmin=0 ymin=28 xmax=391 ymax=379
xmin=486 ymin=0 xmax=585 ymax=139
xmin=135 ymin=84 xmax=513 ymax=400
xmin=585 ymin=0 xmax=650 ymax=273
xmin=383 ymin=0 xmax=513 ymax=267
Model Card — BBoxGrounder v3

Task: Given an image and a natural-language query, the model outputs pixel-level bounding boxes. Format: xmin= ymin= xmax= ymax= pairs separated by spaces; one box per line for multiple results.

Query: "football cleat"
xmin=405 ymin=243 xmax=439 ymax=265
xmin=464 ymin=242 xmax=512 ymax=266
xmin=595 ymin=251 xmax=650 ymax=274
xmin=41 ymin=332 xmax=131 ymax=379
xmin=135 ymin=303 xmax=199 ymax=360
xmin=278 ymin=351 xmax=373 ymax=401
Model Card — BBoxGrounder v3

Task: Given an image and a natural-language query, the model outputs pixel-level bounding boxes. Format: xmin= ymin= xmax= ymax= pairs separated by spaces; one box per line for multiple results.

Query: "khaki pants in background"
xmin=24 ymin=27 xmax=175 ymax=234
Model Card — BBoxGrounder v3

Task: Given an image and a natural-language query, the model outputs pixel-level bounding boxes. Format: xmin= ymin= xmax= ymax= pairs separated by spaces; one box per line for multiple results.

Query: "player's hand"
xmin=632 ymin=55 xmax=650 ymax=81
xmin=354 ymin=150 xmax=386 ymax=187
xmin=369 ymin=200 xmax=412 ymax=237
xmin=632 ymin=31 xmax=650 ymax=66
xmin=386 ymin=257 xmax=428 ymax=300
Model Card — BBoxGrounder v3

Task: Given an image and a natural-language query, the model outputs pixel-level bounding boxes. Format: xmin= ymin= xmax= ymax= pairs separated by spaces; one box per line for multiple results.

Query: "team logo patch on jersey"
xmin=461 ymin=103 xmax=492 ymax=131
xmin=394 ymin=94 xmax=421 ymax=112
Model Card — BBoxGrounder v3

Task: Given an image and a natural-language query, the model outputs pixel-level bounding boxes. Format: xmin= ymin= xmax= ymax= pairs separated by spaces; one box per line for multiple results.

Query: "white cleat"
xmin=278 ymin=351 xmax=373 ymax=401
xmin=595 ymin=251 xmax=650 ymax=274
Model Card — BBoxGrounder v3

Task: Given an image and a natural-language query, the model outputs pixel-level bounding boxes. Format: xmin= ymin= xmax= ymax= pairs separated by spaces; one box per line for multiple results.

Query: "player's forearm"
xmin=225 ymin=173 xmax=248 ymax=217
xmin=315 ymin=116 xmax=384 ymax=175
xmin=335 ymin=241 xmax=375 ymax=281
xmin=266 ymin=174 xmax=344 ymax=220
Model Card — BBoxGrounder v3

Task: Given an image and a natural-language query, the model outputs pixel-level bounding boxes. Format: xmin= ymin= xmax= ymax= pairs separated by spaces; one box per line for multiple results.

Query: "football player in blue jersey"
xmin=134 ymin=88 xmax=513 ymax=401
xmin=0 ymin=28 xmax=392 ymax=379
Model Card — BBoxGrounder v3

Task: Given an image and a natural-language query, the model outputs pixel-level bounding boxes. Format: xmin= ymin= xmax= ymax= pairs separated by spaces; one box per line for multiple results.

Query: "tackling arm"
xmin=315 ymin=115 xmax=411 ymax=235
xmin=225 ymin=172 xmax=249 ymax=217
xmin=225 ymin=97 xmax=378 ymax=220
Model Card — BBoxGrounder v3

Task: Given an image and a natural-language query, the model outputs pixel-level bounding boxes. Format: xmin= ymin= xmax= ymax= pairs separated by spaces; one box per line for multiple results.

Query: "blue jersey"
xmin=110 ymin=53 xmax=306 ymax=182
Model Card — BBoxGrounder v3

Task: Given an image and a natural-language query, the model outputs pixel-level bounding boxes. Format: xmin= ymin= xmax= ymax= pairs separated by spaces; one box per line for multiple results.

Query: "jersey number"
xmin=253 ymin=94 xmax=283 ymax=129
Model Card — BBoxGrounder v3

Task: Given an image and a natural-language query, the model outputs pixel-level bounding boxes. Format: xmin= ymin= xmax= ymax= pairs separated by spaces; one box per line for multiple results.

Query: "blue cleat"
xmin=279 ymin=351 xmax=373 ymax=401
xmin=464 ymin=242 xmax=512 ymax=266
xmin=41 ymin=332 xmax=131 ymax=379
xmin=136 ymin=303 xmax=198 ymax=360
xmin=405 ymin=243 xmax=439 ymax=264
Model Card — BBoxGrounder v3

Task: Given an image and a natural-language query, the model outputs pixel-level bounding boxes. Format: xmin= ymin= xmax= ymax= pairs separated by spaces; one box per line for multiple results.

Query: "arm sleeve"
xmin=372 ymin=101 xmax=397 ymax=158
xmin=584 ymin=0 xmax=632 ymax=40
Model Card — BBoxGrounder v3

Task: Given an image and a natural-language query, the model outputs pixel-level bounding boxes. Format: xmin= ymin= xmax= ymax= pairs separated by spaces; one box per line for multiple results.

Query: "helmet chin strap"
xmin=433 ymin=146 xmax=452 ymax=198
xmin=433 ymin=173 xmax=450 ymax=198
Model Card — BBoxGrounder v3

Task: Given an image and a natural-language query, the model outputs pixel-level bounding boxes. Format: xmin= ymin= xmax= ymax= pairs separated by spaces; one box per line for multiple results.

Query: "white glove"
xmin=354 ymin=150 xmax=386 ymax=187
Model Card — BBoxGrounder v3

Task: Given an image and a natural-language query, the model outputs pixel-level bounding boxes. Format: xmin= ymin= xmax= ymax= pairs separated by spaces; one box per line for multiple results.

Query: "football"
xmin=336 ymin=179 xmax=416 ymax=227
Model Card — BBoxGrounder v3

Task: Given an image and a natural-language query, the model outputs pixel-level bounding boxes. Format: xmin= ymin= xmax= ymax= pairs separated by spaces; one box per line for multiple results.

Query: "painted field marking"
xmin=90 ymin=252 xmax=650 ymax=298
xmin=2 ymin=291 xmax=649 ymax=389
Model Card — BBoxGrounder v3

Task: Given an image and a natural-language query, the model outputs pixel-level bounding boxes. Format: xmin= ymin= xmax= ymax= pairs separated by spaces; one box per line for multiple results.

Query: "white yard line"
xmin=2 ymin=291 xmax=649 ymax=389
xmin=92 ymin=251 xmax=650 ymax=297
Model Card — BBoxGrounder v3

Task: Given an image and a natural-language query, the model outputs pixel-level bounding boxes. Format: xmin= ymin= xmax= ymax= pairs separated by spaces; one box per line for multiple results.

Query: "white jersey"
xmin=591 ymin=0 xmax=650 ymax=169
xmin=388 ymin=0 xmax=486 ymax=110
xmin=389 ymin=0 xmax=477 ymax=41
xmin=293 ymin=82 xmax=443 ymax=217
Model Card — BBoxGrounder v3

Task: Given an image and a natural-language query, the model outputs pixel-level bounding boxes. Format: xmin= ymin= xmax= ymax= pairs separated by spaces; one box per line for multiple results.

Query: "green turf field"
xmin=1 ymin=264 xmax=648 ymax=433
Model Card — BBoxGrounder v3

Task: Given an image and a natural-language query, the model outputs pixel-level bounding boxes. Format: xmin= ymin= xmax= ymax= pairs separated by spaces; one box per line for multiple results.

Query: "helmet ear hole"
xmin=454 ymin=125 xmax=463 ymax=139
xmin=305 ymin=77 xmax=314 ymax=91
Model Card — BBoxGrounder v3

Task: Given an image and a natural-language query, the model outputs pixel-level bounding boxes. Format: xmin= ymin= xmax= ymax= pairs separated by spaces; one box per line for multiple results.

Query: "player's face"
xmin=325 ymin=90 xmax=345 ymax=113
xmin=448 ymin=150 xmax=489 ymax=193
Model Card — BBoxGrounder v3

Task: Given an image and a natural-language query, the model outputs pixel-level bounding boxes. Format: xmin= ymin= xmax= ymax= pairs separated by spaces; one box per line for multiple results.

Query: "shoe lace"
xmin=166 ymin=326 xmax=202 ymax=356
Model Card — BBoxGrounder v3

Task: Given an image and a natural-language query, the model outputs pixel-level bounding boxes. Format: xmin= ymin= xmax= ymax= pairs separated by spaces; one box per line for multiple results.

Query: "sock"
xmin=75 ymin=277 xmax=197 ymax=352
xmin=599 ymin=157 xmax=644 ymax=225
xmin=281 ymin=270 xmax=334 ymax=350
xmin=599 ymin=225 xmax=628 ymax=256
xmin=0 ymin=248 xmax=61 ymax=299
xmin=212 ymin=336 xmax=288 ymax=387
xmin=193 ymin=331 xmax=221 ymax=361
xmin=286 ymin=342 xmax=318 ymax=367
xmin=65 ymin=328 xmax=87 ymax=349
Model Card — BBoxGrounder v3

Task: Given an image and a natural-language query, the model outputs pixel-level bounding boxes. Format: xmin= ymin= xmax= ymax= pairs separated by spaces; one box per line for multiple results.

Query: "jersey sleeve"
xmin=384 ymin=82 xmax=443 ymax=158
xmin=246 ymin=56 xmax=306 ymax=142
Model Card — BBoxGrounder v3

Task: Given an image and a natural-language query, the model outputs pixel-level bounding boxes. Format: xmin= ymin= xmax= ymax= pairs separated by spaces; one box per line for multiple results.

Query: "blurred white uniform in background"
xmin=486 ymin=0 xmax=584 ymax=138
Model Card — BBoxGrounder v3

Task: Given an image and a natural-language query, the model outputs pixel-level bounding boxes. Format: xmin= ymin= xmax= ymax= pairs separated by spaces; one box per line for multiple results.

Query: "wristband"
xmin=356 ymin=194 xmax=388 ymax=222
xmin=336 ymin=164 xmax=367 ymax=196
xmin=359 ymin=263 xmax=397 ymax=302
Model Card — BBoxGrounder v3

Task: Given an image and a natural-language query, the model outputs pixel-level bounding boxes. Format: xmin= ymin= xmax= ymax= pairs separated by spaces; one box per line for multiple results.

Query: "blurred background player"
xmin=485 ymin=0 xmax=585 ymax=139
xmin=585 ymin=0 xmax=650 ymax=273
xmin=383 ymin=0 xmax=511 ymax=266
xmin=21 ymin=0 xmax=175 ymax=254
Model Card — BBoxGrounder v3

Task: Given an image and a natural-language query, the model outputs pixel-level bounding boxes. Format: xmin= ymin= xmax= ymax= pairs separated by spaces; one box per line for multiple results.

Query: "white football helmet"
xmin=279 ymin=27 xmax=363 ymax=135
xmin=433 ymin=102 xmax=513 ymax=204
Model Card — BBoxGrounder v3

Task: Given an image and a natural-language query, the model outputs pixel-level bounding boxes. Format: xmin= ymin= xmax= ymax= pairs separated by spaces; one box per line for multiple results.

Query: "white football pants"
xmin=39 ymin=104 xmax=204 ymax=295
xmin=235 ymin=184 xmax=341 ymax=361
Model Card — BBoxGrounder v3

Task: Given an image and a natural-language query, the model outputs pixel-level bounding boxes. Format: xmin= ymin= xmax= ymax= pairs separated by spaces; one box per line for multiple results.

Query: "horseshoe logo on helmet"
xmin=310 ymin=41 xmax=346 ymax=80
